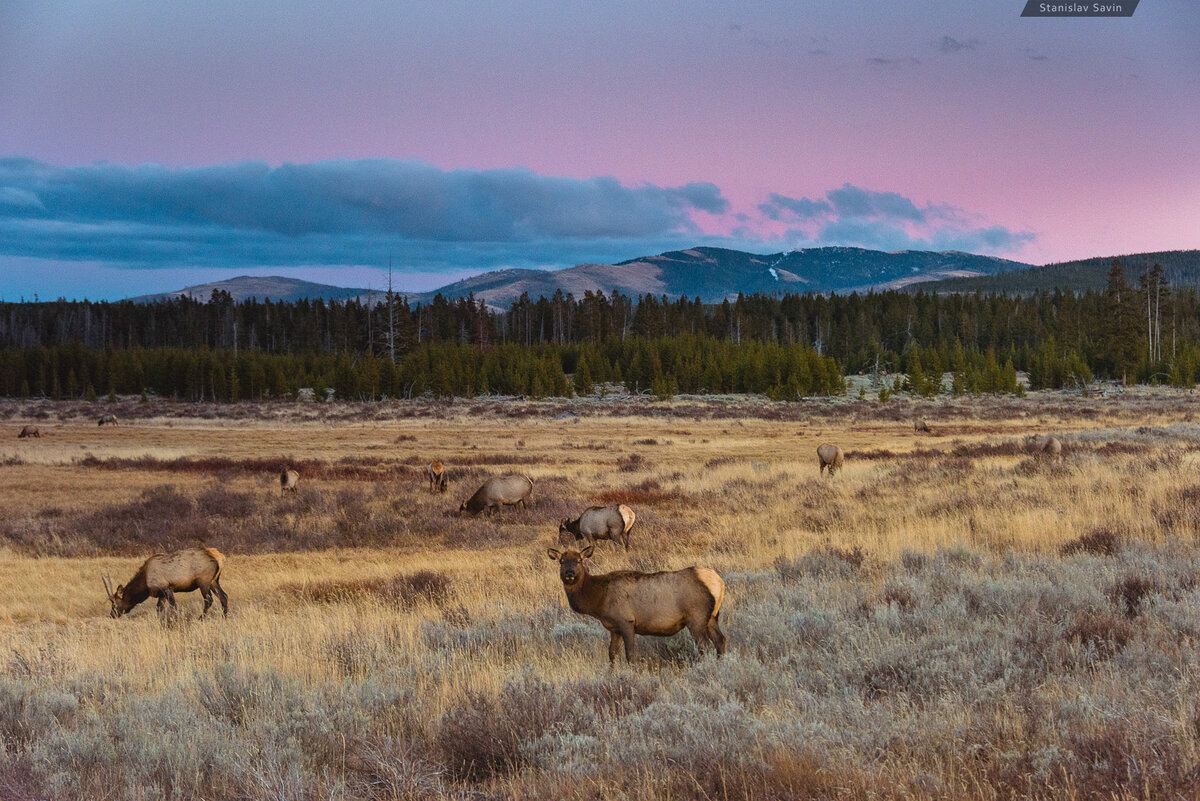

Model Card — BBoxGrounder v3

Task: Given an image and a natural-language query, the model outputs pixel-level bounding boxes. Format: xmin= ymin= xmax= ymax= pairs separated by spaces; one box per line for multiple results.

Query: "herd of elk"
xmin=103 ymin=547 xmax=228 ymax=620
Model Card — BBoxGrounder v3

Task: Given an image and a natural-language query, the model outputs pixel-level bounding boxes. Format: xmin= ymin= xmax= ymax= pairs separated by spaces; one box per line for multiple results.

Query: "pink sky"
xmin=0 ymin=1 xmax=1196 ymax=299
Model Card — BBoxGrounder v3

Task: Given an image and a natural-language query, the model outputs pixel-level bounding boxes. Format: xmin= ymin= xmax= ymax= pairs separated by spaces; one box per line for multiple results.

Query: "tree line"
xmin=0 ymin=259 xmax=1191 ymax=400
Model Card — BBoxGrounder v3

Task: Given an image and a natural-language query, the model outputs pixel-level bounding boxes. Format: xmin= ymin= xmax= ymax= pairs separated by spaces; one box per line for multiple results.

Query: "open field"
xmin=3 ymin=393 xmax=1200 ymax=800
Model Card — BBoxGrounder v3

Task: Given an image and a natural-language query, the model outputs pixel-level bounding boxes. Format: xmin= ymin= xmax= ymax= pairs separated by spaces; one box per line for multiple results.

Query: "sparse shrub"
xmin=1065 ymin=610 xmax=1133 ymax=658
xmin=1110 ymin=574 xmax=1156 ymax=618
xmin=1061 ymin=527 xmax=1123 ymax=556
xmin=616 ymin=452 xmax=645 ymax=472
xmin=436 ymin=672 xmax=595 ymax=781
xmin=281 ymin=570 xmax=451 ymax=608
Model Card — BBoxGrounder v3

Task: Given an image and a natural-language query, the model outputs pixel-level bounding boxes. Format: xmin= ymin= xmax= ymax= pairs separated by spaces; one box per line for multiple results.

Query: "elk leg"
xmin=163 ymin=587 xmax=177 ymax=612
xmin=213 ymin=579 xmax=229 ymax=617
xmin=200 ymin=586 xmax=213 ymax=618
xmin=608 ymin=631 xmax=622 ymax=663
xmin=707 ymin=614 xmax=727 ymax=656
xmin=617 ymin=621 xmax=637 ymax=663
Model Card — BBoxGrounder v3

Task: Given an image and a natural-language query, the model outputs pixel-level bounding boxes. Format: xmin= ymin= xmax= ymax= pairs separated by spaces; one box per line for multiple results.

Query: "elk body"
xmin=547 ymin=545 xmax=726 ymax=663
xmin=914 ymin=419 xmax=932 ymax=433
xmin=427 ymin=460 xmax=448 ymax=492
xmin=17 ymin=425 xmax=39 ymax=438
xmin=103 ymin=547 xmax=228 ymax=620
xmin=280 ymin=468 xmax=300 ymax=492
xmin=459 ymin=473 xmax=533 ymax=516
xmin=560 ymin=504 xmax=636 ymax=551
xmin=1039 ymin=436 xmax=1063 ymax=459
xmin=98 ymin=414 xmax=119 ymax=426
xmin=817 ymin=443 xmax=844 ymax=477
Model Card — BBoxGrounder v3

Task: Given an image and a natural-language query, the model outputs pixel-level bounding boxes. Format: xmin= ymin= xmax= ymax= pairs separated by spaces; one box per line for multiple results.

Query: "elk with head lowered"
xmin=560 ymin=504 xmax=636 ymax=551
xmin=427 ymin=460 xmax=448 ymax=492
xmin=103 ymin=547 xmax=229 ymax=620
xmin=459 ymin=473 xmax=533 ymax=516
xmin=280 ymin=468 xmax=300 ymax=493
xmin=547 ymin=544 xmax=726 ymax=664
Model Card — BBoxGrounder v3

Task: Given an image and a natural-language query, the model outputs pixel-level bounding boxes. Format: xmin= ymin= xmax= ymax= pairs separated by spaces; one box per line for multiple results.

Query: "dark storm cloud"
xmin=0 ymin=158 xmax=728 ymax=268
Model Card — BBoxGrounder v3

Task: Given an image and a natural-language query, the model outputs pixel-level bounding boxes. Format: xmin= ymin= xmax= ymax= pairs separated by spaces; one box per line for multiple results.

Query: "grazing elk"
xmin=914 ymin=419 xmax=932 ymax=433
xmin=98 ymin=414 xmax=119 ymax=426
xmin=427 ymin=460 xmax=448 ymax=492
xmin=560 ymin=504 xmax=636 ymax=551
xmin=17 ymin=425 xmax=39 ymax=438
xmin=459 ymin=473 xmax=533 ymax=516
xmin=103 ymin=547 xmax=229 ymax=620
xmin=547 ymin=544 xmax=726 ymax=663
xmin=280 ymin=468 xmax=300 ymax=493
xmin=817 ymin=442 xmax=844 ymax=477
xmin=1039 ymin=436 xmax=1063 ymax=459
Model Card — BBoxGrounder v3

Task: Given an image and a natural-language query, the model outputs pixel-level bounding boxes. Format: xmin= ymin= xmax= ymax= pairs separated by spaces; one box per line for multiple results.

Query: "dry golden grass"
xmin=2 ymin=393 xmax=1200 ymax=799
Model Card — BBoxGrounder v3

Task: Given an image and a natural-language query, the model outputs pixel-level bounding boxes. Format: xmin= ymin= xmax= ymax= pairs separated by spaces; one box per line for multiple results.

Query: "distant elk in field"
xmin=1038 ymin=436 xmax=1063 ymax=459
xmin=280 ymin=468 xmax=300 ymax=492
xmin=547 ymin=544 xmax=726 ymax=663
xmin=427 ymin=460 xmax=448 ymax=492
xmin=459 ymin=473 xmax=533 ymax=516
xmin=103 ymin=547 xmax=229 ymax=620
xmin=560 ymin=504 xmax=636 ymax=551
xmin=17 ymin=425 xmax=39 ymax=438
xmin=914 ymin=419 xmax=932 ymax=433
xmin=98 ymin=414 xmax=119 ymax=426
xmin=817 ymin=442 xmax=844 ymax=477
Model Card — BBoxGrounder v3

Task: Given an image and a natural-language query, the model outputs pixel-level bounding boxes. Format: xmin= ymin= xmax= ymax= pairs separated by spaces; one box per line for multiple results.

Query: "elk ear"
xmin=547 ymin=548 xmax=561 ymax=561
xmin=581 ymin=545 xmax=594 ymax=559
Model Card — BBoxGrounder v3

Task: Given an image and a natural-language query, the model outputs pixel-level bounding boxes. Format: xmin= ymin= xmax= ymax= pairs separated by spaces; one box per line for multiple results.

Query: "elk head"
xmin=547 ymin=544 xmax=594 ymax=587
xmin=102 ymin=574 xmax=126 ymax=618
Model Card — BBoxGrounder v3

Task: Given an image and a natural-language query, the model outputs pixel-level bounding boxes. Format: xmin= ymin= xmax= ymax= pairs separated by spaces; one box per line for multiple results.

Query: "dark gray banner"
xmin=1021 ymin=0 xmax=1139 ymax=15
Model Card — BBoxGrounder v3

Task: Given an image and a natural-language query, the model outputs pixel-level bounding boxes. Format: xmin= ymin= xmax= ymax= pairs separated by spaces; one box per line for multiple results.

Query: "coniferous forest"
xmin=0 ymin=260 xmax=1193 ymax=401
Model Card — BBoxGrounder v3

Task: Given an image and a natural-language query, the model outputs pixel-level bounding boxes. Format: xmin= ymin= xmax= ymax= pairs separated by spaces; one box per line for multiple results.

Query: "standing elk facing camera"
xmin=560 ymin=504 xmax=636 ymax=550
xmin=104 ymin=547 xmax=229 ymax=620
xmin=817 ymin=443 xmax=844 ymax=477
xmin=427 ymin=460 xmax=448 ymax=492
xmin=98 ymin=414 xmax=119 ymax=426
xmin=280 ymin=468 xmax=300 ymax=493
xmin=459 ymin=473 xmax=533 ymax=516
xmin=17 ymin=425 xmax=39 ymax=438
xmin=548 ymin=544 xmax=726 ymax=664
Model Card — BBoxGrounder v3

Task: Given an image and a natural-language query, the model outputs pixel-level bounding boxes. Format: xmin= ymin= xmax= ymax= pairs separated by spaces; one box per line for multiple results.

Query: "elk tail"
xmin=204 ymin=547 xmax=226 ymax=581
xmin=619 ymin=504 xmax=636 ymax=536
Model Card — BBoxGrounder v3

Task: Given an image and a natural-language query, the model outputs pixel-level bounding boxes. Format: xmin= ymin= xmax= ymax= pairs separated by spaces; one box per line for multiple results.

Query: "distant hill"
xmin=907 ymin=250 xmax=1200 ymax=294
xmin=403 ymin=246 xmax=1031 ymax=306
xmin=129 ymin=276 xmax=374 ymax=304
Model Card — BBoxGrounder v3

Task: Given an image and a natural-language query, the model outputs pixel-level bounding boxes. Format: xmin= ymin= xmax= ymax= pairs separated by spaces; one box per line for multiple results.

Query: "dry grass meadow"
xmin=2 ymin=392 xmax=1200 ymax=800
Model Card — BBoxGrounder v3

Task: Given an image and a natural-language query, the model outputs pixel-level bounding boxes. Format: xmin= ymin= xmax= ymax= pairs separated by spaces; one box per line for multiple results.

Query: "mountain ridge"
xmin=125 ymin=245 xmax=1048 ymax=306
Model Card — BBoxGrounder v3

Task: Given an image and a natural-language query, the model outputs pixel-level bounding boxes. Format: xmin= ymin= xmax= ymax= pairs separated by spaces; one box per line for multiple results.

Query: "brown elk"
xmin=1039 ymin=436 xmax=1063 ymax=459
xmin=427 ymin=460 xmax=448 ymax=492
xmin=547 ymin=544 xmax=726 ymax=663
xmin=280 ymin=468 xmax=300 ymax=492
xmin=459 ymin=474 xmax=533 ymax=515
xmin=103 ymin=547 xmax=229 ymax=620
xmin=817 ymin=442 xmax=844 ymax=477
xmin=17 ymin=425 xmax=40 ymax=438
xmin=560 ymin=504 xmax=636 ymax=550
xmin=98 ymin=414 xmax=119 ymax=426
xmin=914 ymin=419 xmax=932 ymax=433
